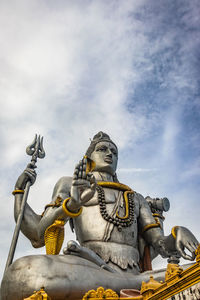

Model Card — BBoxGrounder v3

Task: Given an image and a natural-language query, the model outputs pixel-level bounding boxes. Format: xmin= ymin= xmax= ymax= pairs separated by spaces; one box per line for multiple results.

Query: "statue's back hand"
xmin=68 ymin=157 xmax=96 ymax=211
xmin=175 ymin=226 xmax=199 ymax=261
xmin=15 ymin=162 xmax=37 ymax=189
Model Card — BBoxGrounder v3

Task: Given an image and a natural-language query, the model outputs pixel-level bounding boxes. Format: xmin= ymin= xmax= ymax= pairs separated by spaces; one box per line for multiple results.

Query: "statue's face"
xmin=90 ymin=141 xmax=118 ymax=175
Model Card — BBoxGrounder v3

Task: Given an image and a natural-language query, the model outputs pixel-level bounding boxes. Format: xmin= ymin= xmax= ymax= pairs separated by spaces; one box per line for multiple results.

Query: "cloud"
xmin=0 ymin=0 xmax=200 ymax=282
xmin=119 ymin=168 xmax=157 ymax=173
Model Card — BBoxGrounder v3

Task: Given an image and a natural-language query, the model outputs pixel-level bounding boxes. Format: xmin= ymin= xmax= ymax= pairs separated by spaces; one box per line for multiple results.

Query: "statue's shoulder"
xmin=52 ymin=176 xmax=73 ymax=199
xmin=55 ymin=176 xmax=73 ymax=187
xmin=133 ymin=191 xmax=147 ymax=206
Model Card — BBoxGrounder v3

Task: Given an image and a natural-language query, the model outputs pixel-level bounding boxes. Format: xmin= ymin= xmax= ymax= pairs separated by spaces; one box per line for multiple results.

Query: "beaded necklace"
xmin=96 ymin=182 xmax=135 ymax=232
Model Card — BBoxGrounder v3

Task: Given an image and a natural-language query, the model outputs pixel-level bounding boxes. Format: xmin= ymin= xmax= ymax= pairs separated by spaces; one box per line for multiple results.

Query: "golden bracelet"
xmin=62 ymin=197 xmax=82 ymax=218
xmin=171 ymin=226 xmax=179 ymax=239
xmin=12 ymin=189 xmax=24 ymax=195
xmin=152 ymin=213 xmax=165 ymax=220
xmin=141 ymin=222 xmax=161 ymax=234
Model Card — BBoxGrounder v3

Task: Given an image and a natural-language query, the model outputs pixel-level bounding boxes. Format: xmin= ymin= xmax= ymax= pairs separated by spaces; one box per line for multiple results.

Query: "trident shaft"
xmin=4 ymin=135 xmax=45 ymax=274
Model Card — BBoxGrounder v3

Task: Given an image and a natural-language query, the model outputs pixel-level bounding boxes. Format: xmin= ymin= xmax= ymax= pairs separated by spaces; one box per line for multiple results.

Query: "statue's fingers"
xmin=90 ymin=174 xmax=96 ymax=183
xmin=90 ymin=182 xmax=96 ymax=193
xmin=86 ymin=172 xmax=95 ymax=183
xmin=74 ymin=163 xmax=80 ymax=172
xmin=186 ymin=243 xmax=196 ymax=259
xmin=25 ymin=169 xmax=36 ymax=176
xmin=73 ymin=164 xmax=80 ymax=179
xmin=25 ymin=168 xmax=36 ymax=175
xmin=176 ymin=243 xmax=193 ymax=260
xmin=78 ymin=165 xmax=83 ymax=179
xmin=179 ymin=249 xmax=193 ymax=261
xmin=73 ymin=172 xmax=78 ymax=180
xmin=188 ymin=242 xmax=198 ymax=252
xmin=82 ymin=158 xmax=87 ymax=172
xmin=82 ymin=170 xmax=86 ymax=179
xmin=24 ymin=170 xmax=36 ymax=183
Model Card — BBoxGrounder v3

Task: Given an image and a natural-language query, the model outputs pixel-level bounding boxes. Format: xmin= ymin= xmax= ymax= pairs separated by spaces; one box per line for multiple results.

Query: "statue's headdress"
xmin=85 ymin=131 xmax=117 ymax=158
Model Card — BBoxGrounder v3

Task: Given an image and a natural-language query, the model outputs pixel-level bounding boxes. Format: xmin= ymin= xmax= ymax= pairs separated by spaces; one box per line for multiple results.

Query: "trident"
xmin=4 ymin=134 xmax=45 ymax=274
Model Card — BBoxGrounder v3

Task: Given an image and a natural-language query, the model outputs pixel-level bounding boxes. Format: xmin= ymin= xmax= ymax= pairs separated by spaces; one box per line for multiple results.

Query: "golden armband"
xmin=141 ymin=222 xmax=161 ymax=235
xmin=62 ymin=197 xmax=83 ymax=218
xmin=152 ymin=213 xmax=165 ymax=220
xmin=12 ymin=189 xmax=24 ymax=195
xmin=171 ymin=226 xmax=179 ymax=239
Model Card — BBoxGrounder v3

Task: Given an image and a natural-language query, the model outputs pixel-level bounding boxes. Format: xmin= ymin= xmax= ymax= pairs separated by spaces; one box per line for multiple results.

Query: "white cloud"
xmin=0 ymin=0 xmax=199 ymax=283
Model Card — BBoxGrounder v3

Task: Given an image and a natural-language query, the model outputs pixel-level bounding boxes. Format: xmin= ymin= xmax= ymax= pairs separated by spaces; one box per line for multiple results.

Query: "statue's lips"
xmin=104 ymin=157 xmax=113 ymax=164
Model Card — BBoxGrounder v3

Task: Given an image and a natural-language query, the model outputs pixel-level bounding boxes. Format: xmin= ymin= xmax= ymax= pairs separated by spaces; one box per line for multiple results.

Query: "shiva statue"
xmin=1 ymin=132 xmax=199 ymax=300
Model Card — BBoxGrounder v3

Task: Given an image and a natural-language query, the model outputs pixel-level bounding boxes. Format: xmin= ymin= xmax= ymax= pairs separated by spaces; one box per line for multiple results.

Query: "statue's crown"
xmin=86 ymin=131 xmax=117 ymax=157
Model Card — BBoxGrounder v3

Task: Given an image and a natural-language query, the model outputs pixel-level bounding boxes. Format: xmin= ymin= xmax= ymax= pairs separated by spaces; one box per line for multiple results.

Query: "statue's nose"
xmin=106 ymin=149 xmax=112 ymax=157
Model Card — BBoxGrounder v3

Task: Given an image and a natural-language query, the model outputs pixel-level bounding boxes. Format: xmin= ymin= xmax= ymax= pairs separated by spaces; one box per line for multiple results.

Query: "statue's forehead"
xmin=94 ymin=141 xmax=117 ymax=150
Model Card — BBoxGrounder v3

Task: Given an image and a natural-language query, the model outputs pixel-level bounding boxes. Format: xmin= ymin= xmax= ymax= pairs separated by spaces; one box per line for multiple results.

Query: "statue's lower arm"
xmin=144 ymin=225 xmax=199 ymax=261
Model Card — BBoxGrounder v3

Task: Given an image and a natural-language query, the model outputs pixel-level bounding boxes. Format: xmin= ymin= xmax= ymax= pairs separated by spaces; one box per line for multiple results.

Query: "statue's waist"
xmin=82 ymin=241 xmax=140 ymax=270
xmin=74 ymin=206 xmax=138 ymax=246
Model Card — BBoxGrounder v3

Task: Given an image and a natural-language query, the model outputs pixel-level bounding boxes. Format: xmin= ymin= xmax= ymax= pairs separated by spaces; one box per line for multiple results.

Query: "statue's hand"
xmin=69 ymin=158 xmax=96 ymax=211
xmin=15 ymin=163 xmax=37 ymax=190
xmin=175 ymin=226 xmax=199 ymax=261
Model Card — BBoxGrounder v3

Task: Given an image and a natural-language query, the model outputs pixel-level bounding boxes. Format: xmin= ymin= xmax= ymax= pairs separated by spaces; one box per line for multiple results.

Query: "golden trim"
xmin=116 ymin=190 xmax=134 ymax=219
xmin=171 ymin=226 xmax=179 ymax=239
xmin=82 ymin=287 xmax=118 ymax=300
xmin=44 ymin=220 xmax=65 ymax=255
xmin=83 ymin=246 xmax=200 ymax=300
xmin=84 ymin=155 xmax=96 ymax=174
xmin=152 ymin=213 xmax=165 ymax=221
xmin=41 ymin=196 xmax=63 ymax=217
xmin=62 ymin=197 xmax=83 ymax=218
xmin=24 ymin=287 xmax=51 ymax=300
xmin=12 ymin=189 xmax=24 ymax=195
xmin=165 ymin=263 xmax=183 ymax=282
xmin=97 ymin=181 xmax=133 ymax=191
xmin=141 ymin=223 xmax=161 ymax=235
xmin=195 ymin=243 xmax=200 ymax=262
xmin=140 ymin=245 xmax=200 ymax=299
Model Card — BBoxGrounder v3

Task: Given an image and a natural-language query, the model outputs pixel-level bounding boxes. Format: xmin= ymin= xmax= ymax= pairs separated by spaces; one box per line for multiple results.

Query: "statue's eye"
xmin=97 ymin=147 xmax=106 ymax=152
xmin=111 ymin=149 xmax=117 ymax=155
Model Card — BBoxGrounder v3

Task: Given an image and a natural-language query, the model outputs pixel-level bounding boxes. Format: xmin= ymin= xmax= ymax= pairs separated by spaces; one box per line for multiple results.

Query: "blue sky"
xmin=0 ymin=0 xmax=200 ymax=280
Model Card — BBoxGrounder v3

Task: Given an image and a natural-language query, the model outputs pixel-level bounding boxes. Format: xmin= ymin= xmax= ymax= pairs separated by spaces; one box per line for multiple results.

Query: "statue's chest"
xmin=84 ymin=188 xmax=118 ymax=206
xmin=84 ymin=188 xmax=139 ymax=217
xmin=74 ymin=188 xmax=139 ymax=246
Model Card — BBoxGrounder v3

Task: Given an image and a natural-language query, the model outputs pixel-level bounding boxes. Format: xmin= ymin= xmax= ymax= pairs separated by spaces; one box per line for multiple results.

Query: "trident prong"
xmin=26 ymin=134 xmax=37 ymax=156
xmin=38 ymin=136 xmax=45 ymax=159
xmin=26 ymin=134 xmax=45 ymax=165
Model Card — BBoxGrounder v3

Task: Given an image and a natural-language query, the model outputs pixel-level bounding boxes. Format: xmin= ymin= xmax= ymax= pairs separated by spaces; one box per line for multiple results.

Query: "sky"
xmin=0 ymin=0 xmax=200 ymax=282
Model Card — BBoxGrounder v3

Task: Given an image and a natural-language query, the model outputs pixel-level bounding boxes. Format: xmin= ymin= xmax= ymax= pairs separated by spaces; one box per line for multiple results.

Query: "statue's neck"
xmin=92 ymin=171 xmax=114 ymax=182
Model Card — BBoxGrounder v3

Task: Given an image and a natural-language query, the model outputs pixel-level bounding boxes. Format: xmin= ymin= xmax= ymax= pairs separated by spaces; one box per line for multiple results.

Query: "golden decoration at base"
xmin=82 ymin=286 xmax=118 ymax=300
xmin=81 ymin=244 xmax=200 ymax=300
xmin=24 ymin=287 xmax=51 ymax=300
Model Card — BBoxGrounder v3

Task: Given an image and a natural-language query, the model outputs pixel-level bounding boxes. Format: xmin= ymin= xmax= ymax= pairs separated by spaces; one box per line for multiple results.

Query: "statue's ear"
xmin=84 ymin=155 xmax=96 ymax=174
